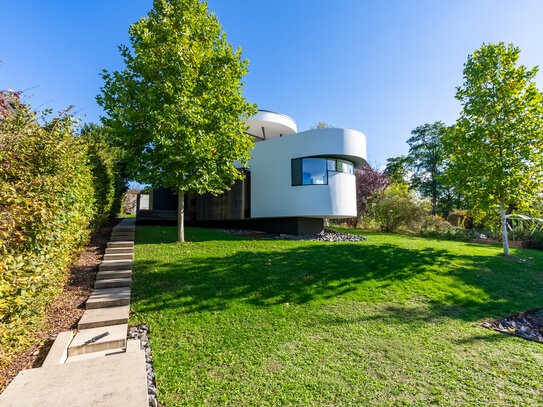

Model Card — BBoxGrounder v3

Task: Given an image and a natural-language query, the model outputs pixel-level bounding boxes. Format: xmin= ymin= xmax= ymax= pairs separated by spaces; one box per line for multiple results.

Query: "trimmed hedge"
xmin=82 ymin=123 xmax=127 ymax=227
xmin=0 ymin=104 xmax=125 ymax=369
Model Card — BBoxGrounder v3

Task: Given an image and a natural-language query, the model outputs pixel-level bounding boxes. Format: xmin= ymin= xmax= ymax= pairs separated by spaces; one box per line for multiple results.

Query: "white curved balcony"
xmin=245 ymin=110 xmax=297 ymax=142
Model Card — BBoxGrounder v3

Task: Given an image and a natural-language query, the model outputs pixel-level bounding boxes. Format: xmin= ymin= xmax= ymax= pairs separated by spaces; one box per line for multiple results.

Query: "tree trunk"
xmin=178 ymin=189 xmax=185 ymax=242
xmin=431 ymin=176 xmax=437 ymax=216
xmin=500 ymin=201 xmax=510 ymax=256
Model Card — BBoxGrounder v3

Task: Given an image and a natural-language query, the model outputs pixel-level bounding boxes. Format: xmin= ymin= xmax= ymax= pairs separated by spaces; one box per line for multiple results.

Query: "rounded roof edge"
xmin=245 ymin=110 xmax=298 ymax=140
xmin=256 ymin=109 xmax=296 ymax=123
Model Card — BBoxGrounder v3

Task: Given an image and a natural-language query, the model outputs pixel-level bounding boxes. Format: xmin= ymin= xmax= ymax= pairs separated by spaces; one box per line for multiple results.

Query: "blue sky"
xmin=2 ymin=1 xmax=543 ymax=167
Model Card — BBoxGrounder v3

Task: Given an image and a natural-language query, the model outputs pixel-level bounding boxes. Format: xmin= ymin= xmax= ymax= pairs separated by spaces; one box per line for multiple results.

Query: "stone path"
xmin=0 ymin=218 xmax=149 ymax=406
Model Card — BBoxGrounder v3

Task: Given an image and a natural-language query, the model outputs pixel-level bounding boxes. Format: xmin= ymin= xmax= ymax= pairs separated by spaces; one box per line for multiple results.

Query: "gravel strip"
xmin=217 ymin=228 xmax=368 ymax=242
xmin=272 ymin=228 xmax=368 ymax=242
xmin=129 ymin=324 xmax=158 ymax=407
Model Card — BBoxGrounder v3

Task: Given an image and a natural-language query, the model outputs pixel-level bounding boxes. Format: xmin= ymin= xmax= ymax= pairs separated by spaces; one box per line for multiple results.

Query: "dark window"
xmin=291 ymin=158 xmax=303 ymax=185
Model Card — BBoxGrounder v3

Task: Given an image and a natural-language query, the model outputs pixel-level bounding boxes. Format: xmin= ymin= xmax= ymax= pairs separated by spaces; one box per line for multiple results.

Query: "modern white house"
xmin=147 ymin=110 xmax=367 ymax=234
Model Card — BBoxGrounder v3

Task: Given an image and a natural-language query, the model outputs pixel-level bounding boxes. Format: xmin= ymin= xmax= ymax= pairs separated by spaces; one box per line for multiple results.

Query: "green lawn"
xmin=131 ymin=226 xmax=543 ymax=406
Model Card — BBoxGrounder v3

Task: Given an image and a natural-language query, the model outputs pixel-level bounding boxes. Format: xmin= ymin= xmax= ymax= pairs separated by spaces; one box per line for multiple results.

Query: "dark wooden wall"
xmin=152 ymin=170 xmax=251 ymax=221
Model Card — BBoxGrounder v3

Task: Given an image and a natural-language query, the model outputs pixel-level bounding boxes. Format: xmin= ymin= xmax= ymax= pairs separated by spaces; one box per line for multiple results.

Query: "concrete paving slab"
xmin=41 ymin=332 xmax=73 ymax=367
xmin=99 ymin=260 xmax=132 ymax=271
xmin=78 ymin=306 xmax=130 ymax=330
xmin=110 ymin=231 xmax=135 ymax=237
xmin=68 ymin=324 xmax=128 ymax=356
xmin=96 ymin=269 xmax=132 ymax=280
xmin=115 ymin=221 xmax=136 ymax=228
xmin=126 ymin=339 xmax=141 ymax=353
xmin=103 ymin=253 xmax=133 ymax=261
xmin=68 ymin=340 xmax=139 ymax=362
xmin=0 ymin=349 xmax=148 ymax=407
xmin=110 ymin=234 xmax=135 ymax=241
xmin=65 ymin=348 xmax=125 ymax=363
xmin=105 ymin=247 xmax=134 ymax=255
xmin=109 ymin=237 xmax=135 ymax=242
xmin=111 ymin=226 xmax=136 ymax=234
xmin=86 ymin=287 xmax=131 ymax=309
xmin=94 ymin=277 xmax=132 ymax=289
xmin=111 ymin=231 xmax=134 ymax=236
xmin=118 ymin=218 xmax=136 ymax=224
xmin=107 ymin=241 xmax=134 ymax=248
xmin=112 ymin=225 xmax=135 ymax=231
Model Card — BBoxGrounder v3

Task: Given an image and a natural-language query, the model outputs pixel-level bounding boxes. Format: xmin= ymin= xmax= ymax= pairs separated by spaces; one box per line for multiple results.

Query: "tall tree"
xmin=443 ymin=42 xmax=543 ymax=256
xmin=311 ymin=121 xmax=334 ymax=129
xmin=406 ymin=121 xmax=447 ymax=215
xmin=384 ymin=156 xmax=410 ymax=184
xmin=97 ymin=0 xmax=256 ymax=241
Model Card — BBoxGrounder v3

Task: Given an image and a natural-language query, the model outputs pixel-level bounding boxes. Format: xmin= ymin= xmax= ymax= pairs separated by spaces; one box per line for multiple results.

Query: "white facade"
xmin=246 ymin=112 xmax=367 ymax=219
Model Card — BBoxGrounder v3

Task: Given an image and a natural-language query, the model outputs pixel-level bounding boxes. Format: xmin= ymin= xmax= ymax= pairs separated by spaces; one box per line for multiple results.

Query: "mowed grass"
xmin=131 ymin=226 xmax=543 ymax=406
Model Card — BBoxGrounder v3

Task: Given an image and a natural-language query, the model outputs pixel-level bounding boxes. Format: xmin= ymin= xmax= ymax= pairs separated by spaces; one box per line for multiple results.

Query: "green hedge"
xmin=0 ymin=105 xmax=125 ymax=369
xmin=82 ymin=123 xmax=127 ymax=227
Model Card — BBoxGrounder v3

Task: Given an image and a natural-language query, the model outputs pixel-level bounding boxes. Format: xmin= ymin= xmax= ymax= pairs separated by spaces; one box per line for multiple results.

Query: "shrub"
xmin=420 ymin=214 xmax=452 ymax=231
xmin=364 ymin=183 xmax=430 ymax=233
xmin=529 ymin=229 xmax=543 ymax=250
xmin=417 ymin=226 xmax=482 ymax=241
xmin=447 ymin=210 xmax=474 ymax=229
xmin=0 ymin=105 xmax=118 ymax=369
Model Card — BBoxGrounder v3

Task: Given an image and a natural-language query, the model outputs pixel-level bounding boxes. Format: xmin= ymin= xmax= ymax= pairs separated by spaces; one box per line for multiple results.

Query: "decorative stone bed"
xmin=482 ymin=307 xmax=543 ymax=344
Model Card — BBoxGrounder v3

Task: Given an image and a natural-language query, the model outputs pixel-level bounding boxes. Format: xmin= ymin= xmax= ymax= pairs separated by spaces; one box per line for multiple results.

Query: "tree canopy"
xmin=311 ymin=121 xmax=334 ymax=129
xmin=407 ymin=121 xmax=448 ymax=215
xmin=443 ymin=42 xmax=543 ymax=255
xmin=384 ymin=156 xmax=410 ymax=185
xmin=97 ymin=0 xmax=256 ymax=241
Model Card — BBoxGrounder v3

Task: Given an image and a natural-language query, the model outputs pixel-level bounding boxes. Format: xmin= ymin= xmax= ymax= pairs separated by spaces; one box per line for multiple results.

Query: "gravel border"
xmin=216 ymin=228 xmax=368 ymax=242
xmin=128 ymin=324 xmax=158 ymax=407
xmin=271 ymin=228 xmax=368 ymax=242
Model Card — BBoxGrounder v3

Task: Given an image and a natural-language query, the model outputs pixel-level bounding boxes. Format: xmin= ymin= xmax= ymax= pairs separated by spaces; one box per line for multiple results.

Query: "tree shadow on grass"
xmin=131 ymin=227 xmax=543 ymax=324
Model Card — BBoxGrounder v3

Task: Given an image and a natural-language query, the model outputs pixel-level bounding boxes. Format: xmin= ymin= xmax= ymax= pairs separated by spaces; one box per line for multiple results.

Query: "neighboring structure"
xmin=145 ymin=110 xmax=367 ymax=234
xmin=123 ymin=190 xmax=149 ymax=215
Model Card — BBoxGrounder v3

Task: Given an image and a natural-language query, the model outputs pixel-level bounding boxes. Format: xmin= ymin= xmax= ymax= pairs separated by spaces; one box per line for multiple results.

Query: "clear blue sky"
xmin=2 ymin=0 xmax=543 ymax=167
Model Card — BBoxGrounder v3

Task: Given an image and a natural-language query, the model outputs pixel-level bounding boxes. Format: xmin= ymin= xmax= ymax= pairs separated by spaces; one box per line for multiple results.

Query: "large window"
xmin=291 ymin=157 xmax=355 ymax=186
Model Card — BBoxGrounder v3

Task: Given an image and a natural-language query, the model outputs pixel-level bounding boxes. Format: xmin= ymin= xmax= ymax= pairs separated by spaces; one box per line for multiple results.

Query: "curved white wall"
xmin=250 ymin=128 xmax=366 ymax=219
